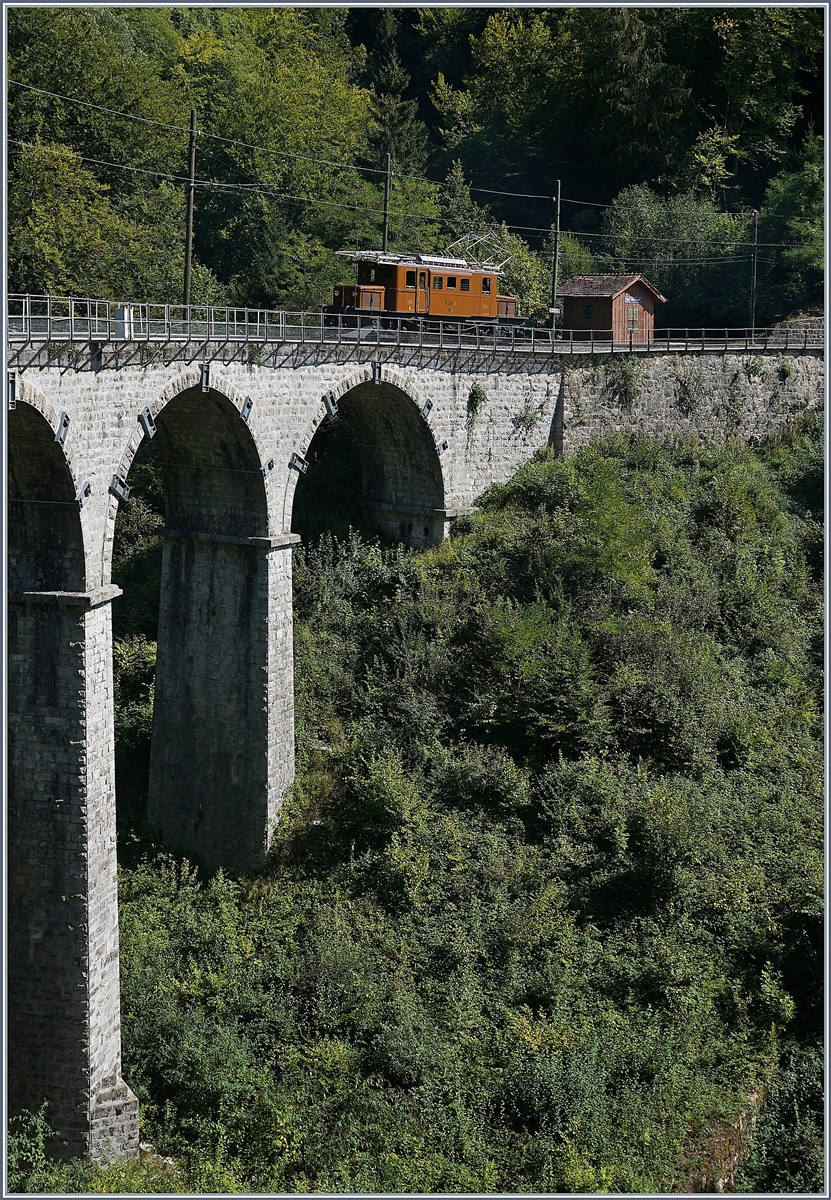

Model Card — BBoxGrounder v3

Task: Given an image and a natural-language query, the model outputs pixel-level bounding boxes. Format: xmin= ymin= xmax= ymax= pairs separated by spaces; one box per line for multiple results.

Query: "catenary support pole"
xmin=749 ymin=209 xmax=758 ymax=334
xmin=550 ymin=180 xmax=561 ymax=330
xmin=183 ymin=109 xmax=197 ymax=308
xmin=382 ymin=152 xmax=392 ymax=252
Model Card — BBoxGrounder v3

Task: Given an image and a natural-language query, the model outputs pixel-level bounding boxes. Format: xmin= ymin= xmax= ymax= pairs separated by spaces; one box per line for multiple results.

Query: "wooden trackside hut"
xmin=557 ymin=273 xmax=666 ymax=343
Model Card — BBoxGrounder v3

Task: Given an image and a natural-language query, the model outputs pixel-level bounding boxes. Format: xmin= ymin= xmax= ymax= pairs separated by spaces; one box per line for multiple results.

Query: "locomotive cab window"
xmin=447 ymin=276 xmax=457 ymax=290
xmin=481 ymin=277 xmax=491 ymax=294
xmin=405 ymin=270 xmax=416 ymax=288
xmin=460 ymin=278 xmax=470 ymax=291
xmin=433 ymin=276 xmax=444 ymax=290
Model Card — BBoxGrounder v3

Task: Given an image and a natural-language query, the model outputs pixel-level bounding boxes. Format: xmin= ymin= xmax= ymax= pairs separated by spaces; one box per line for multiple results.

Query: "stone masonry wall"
xmin=7 ymin=595 xmax=137 ymax=1161
xmin=556 ymin=350 xmax=824 ymax=454
xmin=148 ymin=535 xmax=296 ymax=871
xmin=14 ymin=348 xmax=823 ymax=585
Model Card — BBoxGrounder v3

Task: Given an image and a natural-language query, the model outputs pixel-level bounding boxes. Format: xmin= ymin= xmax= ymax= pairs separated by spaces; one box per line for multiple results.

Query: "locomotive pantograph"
xmin=324 ymin=251 xmax=522 ymax=327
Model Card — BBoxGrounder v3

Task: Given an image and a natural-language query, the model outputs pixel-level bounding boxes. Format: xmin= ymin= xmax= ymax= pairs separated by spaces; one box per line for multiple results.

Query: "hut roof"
xmin=557 ymin=273 xmax=666 ymax=302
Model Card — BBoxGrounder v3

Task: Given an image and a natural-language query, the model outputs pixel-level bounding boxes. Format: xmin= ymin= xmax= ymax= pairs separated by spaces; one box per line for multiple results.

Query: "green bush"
xmin=736 ymin=1045 xmax=824 ymax=1193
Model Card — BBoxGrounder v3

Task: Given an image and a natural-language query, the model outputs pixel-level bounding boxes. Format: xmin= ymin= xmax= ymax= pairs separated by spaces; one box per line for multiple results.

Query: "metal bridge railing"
xmin=6 ymin=296 xmax=825 ymax=355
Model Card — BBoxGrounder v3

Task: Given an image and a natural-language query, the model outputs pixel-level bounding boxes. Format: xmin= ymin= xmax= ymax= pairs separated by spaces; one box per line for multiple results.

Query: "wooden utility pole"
xmin=382 ymin=152 xmax=392 ymax=252
xmin=749 ymin=209 xmax=759 ymax=333
xmin=183 ymin=109 xmax=197 ymax=308
xmin=550 ymin=179 xmax=561 ymax=330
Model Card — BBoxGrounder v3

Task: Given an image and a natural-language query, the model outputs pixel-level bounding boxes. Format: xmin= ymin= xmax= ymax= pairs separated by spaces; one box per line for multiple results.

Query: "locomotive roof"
xmin=337 ymin=250 xmax=502 ymax=273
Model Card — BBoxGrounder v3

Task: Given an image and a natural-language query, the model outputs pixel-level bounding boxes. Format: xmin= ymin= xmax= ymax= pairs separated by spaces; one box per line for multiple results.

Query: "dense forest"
xmin=7 ymin=6 xmax=825 ymax=324
xmin=7 ymin=6 xmax=825 ymax=1195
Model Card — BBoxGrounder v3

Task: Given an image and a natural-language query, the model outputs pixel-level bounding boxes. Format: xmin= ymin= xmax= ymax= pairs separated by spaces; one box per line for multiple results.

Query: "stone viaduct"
xmin=5 ymin=307 xmax=825 ymax=1161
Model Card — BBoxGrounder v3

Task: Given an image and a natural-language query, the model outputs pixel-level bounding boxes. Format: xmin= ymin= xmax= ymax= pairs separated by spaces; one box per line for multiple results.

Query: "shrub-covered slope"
xmin=11 ymin=418 xmax=823 ymax=1193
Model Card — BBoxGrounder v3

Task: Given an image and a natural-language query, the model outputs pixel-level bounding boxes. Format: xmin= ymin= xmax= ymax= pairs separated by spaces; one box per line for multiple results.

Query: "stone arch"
xmin=8 ymin=398 xmax=86 ymax=593
xmin=152 ymin=383 xmax=269 ymax=539
xmin=104 ymin=369 xmax=273 ymax=582
xmin=285 ymin=364 xmax=448 ymax=546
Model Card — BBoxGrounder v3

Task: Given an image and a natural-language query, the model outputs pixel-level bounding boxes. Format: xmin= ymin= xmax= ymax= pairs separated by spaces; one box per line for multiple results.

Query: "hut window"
xmin=581 ymin=304 xmax=593 ymax=318
xmin=447 ymin=276 xmax=457 ymax=290
xmin=460 ymin=278 xmax=470 ymax=291
xmin=405 ymin=270 xmax=416 ymax=288
xmin=433 ymin=276 xmax=444 ymax=290
xmin=481 ymin=277 xmax=491 ymax=294
xmin=627 ymin=305 xmax=640 ymax=329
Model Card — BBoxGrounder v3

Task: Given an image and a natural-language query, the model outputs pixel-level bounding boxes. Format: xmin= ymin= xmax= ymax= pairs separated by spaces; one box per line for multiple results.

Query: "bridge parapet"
xmin=8 ymin=295 xmax=826 ymax=371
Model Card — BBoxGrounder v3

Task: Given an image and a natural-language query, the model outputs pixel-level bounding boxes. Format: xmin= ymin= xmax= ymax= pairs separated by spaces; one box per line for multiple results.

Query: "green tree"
xmin=440 ymin=160 xmax=490 ymax=242
xmin=597 ymin=185 xmax=752 ymax=326
xmin=7 ymin=141 xmax=188 ymax=299
xmin=368 ymin=47 xmax=428 ymax=173
xmin=705 ymin=8 xmax=823 ymax=170
xmin=492 ymin=225 xmax=550 ymax=323
xmin=757 ymin=135 xmax=824 ymax=321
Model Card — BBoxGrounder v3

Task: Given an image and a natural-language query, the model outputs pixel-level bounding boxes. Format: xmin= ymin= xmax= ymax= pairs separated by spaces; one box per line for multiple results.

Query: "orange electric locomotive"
xmin=324 ymin=251 xmax=522 ymax=326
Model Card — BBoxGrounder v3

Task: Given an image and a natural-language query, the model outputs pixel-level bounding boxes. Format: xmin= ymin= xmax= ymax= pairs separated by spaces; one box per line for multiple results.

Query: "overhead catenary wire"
xmin=6 ymin=139 xmax=441 ymax=225
xmin=9 ymin=141 xmax=800 ymax=260
xmin=9 ymin=79 xmax=450 ymax=186
xmin=10 ymin=78 xmax=793 ymax=222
